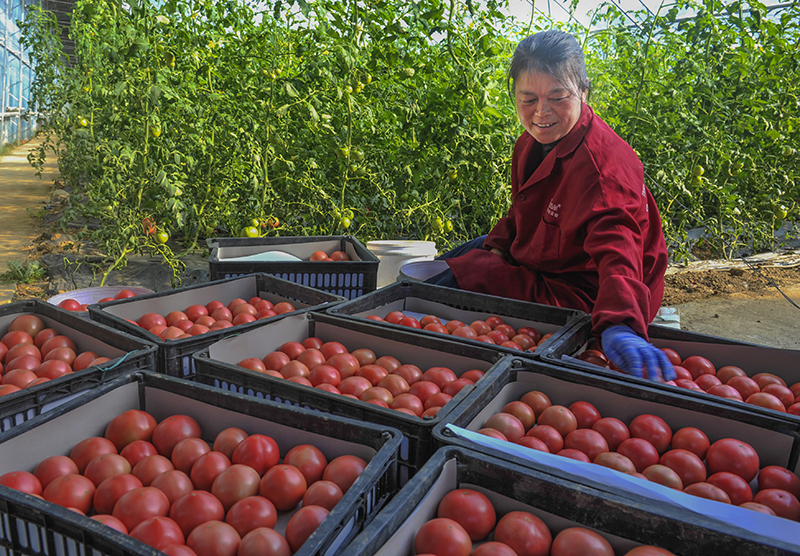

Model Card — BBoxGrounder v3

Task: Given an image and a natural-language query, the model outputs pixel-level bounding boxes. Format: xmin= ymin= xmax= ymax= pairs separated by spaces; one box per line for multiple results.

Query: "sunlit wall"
xmin=1 ymin=0 xmax=37 ymax=145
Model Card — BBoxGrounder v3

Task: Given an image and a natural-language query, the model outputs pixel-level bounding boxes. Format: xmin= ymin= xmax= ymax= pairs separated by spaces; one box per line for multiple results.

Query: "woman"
xmin=428 ymin=30 xmax=674 ymax=382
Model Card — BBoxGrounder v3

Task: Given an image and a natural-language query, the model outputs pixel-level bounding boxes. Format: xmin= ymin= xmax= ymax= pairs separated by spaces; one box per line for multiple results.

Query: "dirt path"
xmin=0 ymin=137 xmax=58 ymax=303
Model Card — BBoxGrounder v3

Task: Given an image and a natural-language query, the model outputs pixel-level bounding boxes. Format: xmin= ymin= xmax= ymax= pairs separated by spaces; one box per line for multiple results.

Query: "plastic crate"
xmin=192 ymin=311 xmax=508 ymax=481
xmin=88 ymin=273 xmax=343 ymax=378
xmin=207 ymin=236 xmax=379 ymax=299
xmin=431 ymin=357 xmax=800 ymax=549
xmin=341 ymin=446 xmax=800 ymax=556
xmin=537 ymin=315 xmax=800 ymax=421
xmin=0 ymin=371 xmax=402 ymax=556
xmin=0 ymin=300 xmax=156 ymax=433
xmin=325 ymin=280 xmax=585 ymax=358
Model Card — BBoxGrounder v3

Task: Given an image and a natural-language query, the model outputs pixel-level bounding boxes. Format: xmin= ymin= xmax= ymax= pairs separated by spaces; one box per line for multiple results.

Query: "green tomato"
xmin=445 ymin=220 xmax=454 ymax=232
xmin=364 ymin=73 xmax=372 ymax=84
xmin=151 ymin=125 xmax=162 ymax=138
xmin=692 ymin=165 xmax=704 ymax=177
xmin=244 ymin=226 xmax=259 ymax=238
xmin=447 ymin=169 xmax=458 ymax=182
xmin=78 ymin=117 xmax=89 ymax=128
xmin=337 ymin=146 xmax=350 ymax=158
xmin=156 ymin=231 xmax=169 ymax=244
xmin=351 ymin=149 xmax=364 ymax=162
xmin=343 ymin=209 xmax=354 ymax=220
xmin=355 ymin=167 xmax=367 ymax=177
xmin=433 ymin=217 xmax=444 ymax=232
xmin=400 ymin=67 xmax=415 ymax=78
xmin=340 ymin=217 xmax=352 ymax=229
xmin=345 ymin=85 xmax=353 ymax=93
xmin=783 ymin=146 xmax=796 ymax=157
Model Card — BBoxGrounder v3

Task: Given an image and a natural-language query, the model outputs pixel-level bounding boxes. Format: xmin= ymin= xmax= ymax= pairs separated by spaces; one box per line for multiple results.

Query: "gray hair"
xmin=507 ymin=30 xmax=591 ymax=99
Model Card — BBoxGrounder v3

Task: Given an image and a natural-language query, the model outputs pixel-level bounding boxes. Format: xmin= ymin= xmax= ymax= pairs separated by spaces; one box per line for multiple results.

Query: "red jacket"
xmin=447 ymin=105 xmax=668 ymax=339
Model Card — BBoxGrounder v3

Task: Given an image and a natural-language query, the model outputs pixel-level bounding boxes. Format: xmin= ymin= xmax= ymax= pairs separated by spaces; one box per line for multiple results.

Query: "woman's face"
xmin=514 ymin=70 xmax=586 ymax=144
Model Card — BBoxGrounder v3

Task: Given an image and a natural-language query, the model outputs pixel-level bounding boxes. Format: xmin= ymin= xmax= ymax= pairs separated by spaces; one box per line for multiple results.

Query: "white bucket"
xmin=366 ymin=240 xmax=438 ymax=288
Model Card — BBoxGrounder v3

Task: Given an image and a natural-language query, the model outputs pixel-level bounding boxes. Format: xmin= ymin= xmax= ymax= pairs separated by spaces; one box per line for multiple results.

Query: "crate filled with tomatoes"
xmin=0 ymin=371 xmax=402 ymax=556
xmin=0 ymin=299 xmax=156 ymax=433
xmin=191 ymin=311 xmax=508 ymax=481
xmin=88 ymin=273 xmax=342 ymax=378
xmin=341 ymin=446 xmax=800 ymax=556
xmin=325 ymin=280 xmax=585 ymax=358
xmin=538 ymin=315 xmax=800 ymax=422
xmin=207 ymin=236 xmax=379 ymax=299
xmin=430 ymin=357 xmax=800 ymax=548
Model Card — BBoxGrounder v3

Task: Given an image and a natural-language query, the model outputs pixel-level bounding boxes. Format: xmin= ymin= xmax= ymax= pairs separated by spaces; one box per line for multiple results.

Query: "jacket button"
xmin=518 ymin=193 xmax=526 ymax=201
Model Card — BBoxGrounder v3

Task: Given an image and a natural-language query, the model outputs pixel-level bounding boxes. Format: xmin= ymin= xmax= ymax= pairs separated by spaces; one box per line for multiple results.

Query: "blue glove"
xmin=601 ymin=325 xmax=676 ymax=382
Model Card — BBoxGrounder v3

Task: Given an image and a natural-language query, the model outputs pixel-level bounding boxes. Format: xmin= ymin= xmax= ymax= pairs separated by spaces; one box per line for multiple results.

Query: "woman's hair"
xmin=507 ymin=30 xmax=591 ymax=99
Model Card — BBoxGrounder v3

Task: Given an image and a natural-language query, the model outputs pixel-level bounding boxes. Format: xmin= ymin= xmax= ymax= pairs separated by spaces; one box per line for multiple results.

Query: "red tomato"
xmin=6 ymin=342 xmax=41 ymax=363
xmin=3 ymin=369 xmax=37 ymax=388
xmin=91 ymin=474 xmax=145 ymax=521
xmin=34 ymin=455 xmax=79 ymax=488
xmin=262 ymin=351 xmax=290 ymax=371
xmin=437 ymin=489 xmax=496 ymax=541
xmin=8 ymin=314 xmax=45 ymax=339
xmin=695 ymin=374 xmax=722 ymax=391
xmin=629 ymin=414 xmax=672 ymax=454
xmin=658 ymin=449 xmax=707 ymax=486
xmin=384 ymin=311 xmax=406 ymax=324
xmin=660 ymin=348 xmax=682 ymax=366
xmin=414 ymin=517 xmax=472 ymax=556
xmin=169 ymin=490 xmax=225 ymax=537
xmin=520 ymin=391 xmax=551 ymax=419
xmin=327 ymin=353 xmax=361 ymax=379
xmin=70 ymin=436 xmax=117 ymax=473
xmin=184 ymin=304 xmax=209 ymax=322
xmin=754 ymin=489 xmax=800 ymax=520
xmin=72 ymin=351 xmax=100 ymax=372
xmin=758 ymin=466 xmax=800 ymax=498
xmin=259 ymin=464 xmax=307 ymax=511
xmin=90 ymin=514 xmax=129 ymax=535
xmin=322 ymin=455 xmax=367 ymax=493
xmin=408 ymin=380 xmax=441 ymax=405
xmin=152 ymin=415 xmax=202 ymax=457
xmin=171 ymin=437 xmax=211 ymax=474
xmin=473 ymin=542 xmax=520 ymax=556
xmin=35 ymin=360 xmax=71 ymax=380
xmin=40 ymin=335 xmax=76 ymax=358
xmin=753 ymin=372 xmax=786 ymax=388
xmin=716 ymin=365 xmax=747 ymax=383
xmin=104 ymin=409 xmax=158 ymax=452
xmin=761 ymin=383 xmax=795 ymax=408
xmin=470 ymin=320 xmax=492 ymax=336
xmin=339 ymin=376 xmax=373 ymax=398
xmin=642 ymin=464 xmax=683 ymax=490
xmin=493 ymin=511 xmax=552 ymax=556
xmin=706 ymin=438 xmax=760 ymax=482
xmin=130 ymin=516 xmax=185 ymax=550
xmin=191 ymin=451 xmax=231 ymax=491
xmin=684 ymin=482 xmax=731 ymax=503
xmin=502 ymin=401 xmax=536 ymax=431
xmin=707 ymin=471 xmax=753 ymax=505
xmin=557 ymin=448 xmax=591 ymax=463
xmin=484 ymin=413 xmax=526 ymax=443
xmin=238 ymin=527 xmax=290 ymax=556
xmin=2 ymin=330 xmax=34 ymax=349
xmin=357 ymin=364 xmax=388 ymax=386
xmin=617 ymin=438 xmax=660 ymax=473
xmin=706 ymin=384 xmax=744 ymax=401
xmin=0 ymin=384 xmax=21 ymax=396
xmin=527 ymin=425 xmax=564 ymax=454
xmin=138 ymin=313 xmax=167 ymax=330
xmin=746 ymin=392 xmax=787 ymax=412
xmin=285 ymin=505 xmax=329 ymax=552
xmin=681 ymin=355 xmax=716 ymax=379
xmin=114 ymin=289 xmax=137 ymax=300
xmin=452 ymin=326 xmax=478 ymax=339
xmin=567 ymin=401 xmax=601 ymax=429
xmin=283 ymin=444 xmax=328 ymax=485
xmin=564 ymin=429 xmax=609 ymax=461
xmin=391 ymin=393 xmax=425 ymax=416
xmin=150 ymin=469 xmax=194 ymax=505
xmin=445 ymin=320 xmax=465 ymax=333
xmin=84 ymin=453 xmax=132 ymax=486
xmin=591 ymin=417 xmax=630 ymax=452
xmin=537 ymin=405 xmax=577 ymax=438
xmin=739 ymin=502 xmax=777 ymax=516
xmin=516 ymin=436 xmax=550 ymax=453
xmin=424 ymin=323 xmax=450 ymax=334
xmin=624 ymin=547 xmax=679 ymax=556
xmin=424 ymin=392 xmax=453 ymax=410
xmin=120 ymin=440 xmax=159 ymax=468
xmin=670 ymin=427 xmax=710 ymax=460
xmin=213 ymin=464 xmax=261 ymax=512
xmin=319 ymin=341 xmax=348 ymax=360
xmin=309 ymin=364 xmax=342 ymax=387
xmin=238 ymin=358 xmax=267 ymax=373
xmin=296 ymin=348 xmax=326 ymax=370
xmin=231 ymin=434 xmax=279 ymax=476
xmin=6 ymin=355 xmax=42 ymax=374
xmin=133 ymin=454 xmax=175 ymax=486
xmin=350 ymin=348 xmax=376 ymax=366
xmin=226 ymin=496 xmax=278 ymax=537
xmin=0 ymin=470 xmax=42 ymax=495
xmin=398 ymin=316 xmax=421 ymax=328
xmin=478 ymin=428 xmax=508 ymax=441
xmin=461 ymin=369 xmax=485 ymax=383
xmin=112 ymin=486 xmax=170 ymax=531
xmin=551 ymin=527 xmax=614 ymax=556
xmin=280 ymin=360 xmax=309 ymax=379
xmin=302 ymin=480 xmax=344 ymax=511
xmin=187 ymin=520 xmax=241 ymax=556
xmin=727 ymin=375 xmax=761 ymax=400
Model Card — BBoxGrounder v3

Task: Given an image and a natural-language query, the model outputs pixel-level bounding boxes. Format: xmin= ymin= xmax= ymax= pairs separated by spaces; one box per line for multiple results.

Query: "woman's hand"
xmin=600 ymin=325 xmax=676 ymax=382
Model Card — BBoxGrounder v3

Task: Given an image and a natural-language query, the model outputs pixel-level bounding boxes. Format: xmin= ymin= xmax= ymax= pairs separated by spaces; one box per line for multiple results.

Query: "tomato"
xmin=527 ymin=425 xmax=564 ymax=454
xmin=379 ymin=374 xmax=411 ymax=397
xmin=642 ymin=464 xmax=683 ymax=490
xmin=717 ymin=365 xmax=747 ymax=383
xmin=72 ymin=351 xmax=100 ymax=372
xmin=452 ymin=326 xmax=478 ymax=339
xmin=761 ymin=383 xmax=795 ymax=408
xmin=390 ymin=393 xmax=424 ymax=416
xmin=33 ymin=329 xmax=58 ymax=350
xmin=617 ymin=438 xmax=660 ymax=473
xmin=90 ymin=514 xmax=129 ymax=535
xmin=319 ymin=341 xmax=348 ymax=359
xmin=104 ymin=409 xmax=158 ymax=452
xmin=187 ymin=520 xmax=241 ymax=556
xmin=120 ymin=440 xmax=159 ymax=468
xmin=520 ymin=391 xmax=551 ymax=419
xmin=551 ymin=527 xmax=614 ymax=556
xmin=84 ymin=453 xmax=132 ymax=486
xmin=327 ymin=353 xmax=361 ymax=379
xmin=133 ymin=454 xmax=175 ymax=486
xmin=470 ymin=320 xmax=492 ymax=336
xmin=564 ymin=429 xmax=609 ymax=461
xmin=231 ymin=434 xmax=279 ymax=476
xmin=211 ymin=307 xmax=233 ymax=322
xmin=0 ymin=384 xmax=21 ymax=396
xmin=350 ymin=348 xmax=376 ymax=366
xmin=3 ymin=369 xmax=37 ymax=388
xmin=473 ymin=542 xmax=520 ymax=556
xmin=339 ymin=376 xmax=373 ymax=398
xmin=658 ymin=449 xmax=706 ymax=486
xmin=437 ymin=489 xmax=496 ymax=541
xmin=0 ymin=470 xmax=42 ymax=495
xmin=70 ymin=436 xmax=118 ymax=473
xmin=9 ymin=315 xmax=46 ymax=340
xmin=706 ymin=384 xmax=744 ymax=401
xmin=707 ymin=471 xmax=753 ymax=505
xmin=262 ymin=351 xmax=290 ymax=371
xmin=302 ymin=480 xmax=343 ymax=510
xmin=170 ymin=490 xmax=225 ymax=536
xmin=239 ymin=358 xmax=267 ymax=373
xmin=259 ymin=464 xmax=307 ymax=511
xmin=408 ymin=380 xmax=441 ymax=404
xmin=739 ymin=502 xmax=777 ymax=516
xmin=191 ymin=451 xmax=231 ymax=491
xmin=594 ymin=452 xmax=637 ymax=474
xmin=357 ymin=364 xmax=388 ymax=386
xmin=753 ymin=372 xmax=786 ymax=388
xmin=130 ymin=516 xmax=184 ymax=550
xmin=112 ymin=485 xmax=170 ymax=531
xmin=557 ymin=448 xmax=591 ymax=463
xmin=424 ymin=392 xmax=453 ymax=410
xmin=681 ymin=355 xmax=716 ymax=379
xmin=34 ymin=455 xmax=79 ymax=488
xmin=567 ymin=401 xmax=601 ymax=429
xmin=629 ymin=414 xmax=672 ymax=454
xmin=624 ymin=547 xmax=679 ymax=556
xmin=238 ymin=527 xmax=290 ymax=556
xmin=753 ymin=489 xmax=800 ymax=520
xmin=660 ymin=348 xmax=682 ymax=366
xmin=43 ymin=473 xmax=96 ymax=513
xmin=478 ymin=428 xmax=508 ymax=441
xmin=484 ymin=413 xmax=526 ymax=443
xmin=414 ymin=517 xmax=472 ymax=556
xmin=706 ymin=438 xmax=760 ymax=482
xmin=41 ymin=335 xmax=76 ymax=357
xmin=212 ymin=464 xmax=261 ymax=512
xmin=746 ymin=392 xmax=787 ymax=412
xmin=171 ymin=437 xmax=212 ymax=474
xmin=684 ymin=482 xmax=731 ymax=503
xmin=384 ymin=311 xmax=405 ymax=324
xmin=309 ymin=364 xmax=342 ymax=387
xmin=152 ymin=415 xmax=202 ymax=457
xmin=589 ymin=417 xmax=629 ymax=452
xmin=537 ymin=405 xmax=577 ymax=437
xmin=226 ymin=495 xmax=278 ymax=537
xmin=494 ymin=511 xmax=552 ymax=556
xmin=727 ymin=376 xmax=761 ymax=400
xmin=6 ymin=342 xmax=41 ymax=363
xmin=2 ymin=330 xmax=34 ymax=349
xmin=280 ymin=360 xmax=309 ymax=379
xmin=670 ymin=427 xmax=710 ymax=460
xmin=758 ymin=466 xmax=800 ymax=498
xmin=283 ymin=444 xmax=327 ymax=485
xmin=150 ymin=469 xmax=193 ymax=505
xmin=501 ymin=401 xmax=536 ymax=431
xmin=695 ymin=374 xmax=722 ymax=391
xmin=322 ymin=455 xmax=367 ymax=493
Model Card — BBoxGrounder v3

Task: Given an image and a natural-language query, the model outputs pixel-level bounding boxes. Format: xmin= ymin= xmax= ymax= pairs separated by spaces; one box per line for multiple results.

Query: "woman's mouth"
xmin=534 ymin=122 xmax=556 ymax=129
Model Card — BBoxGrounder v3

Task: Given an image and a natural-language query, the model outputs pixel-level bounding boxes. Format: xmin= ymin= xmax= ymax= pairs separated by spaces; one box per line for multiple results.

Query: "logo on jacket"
xmin=547 ymin=200 xmax=561 ymax=219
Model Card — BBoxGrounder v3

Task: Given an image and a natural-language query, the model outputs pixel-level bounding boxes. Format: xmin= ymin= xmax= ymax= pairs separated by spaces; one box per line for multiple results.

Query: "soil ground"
xmin=2 ymin=137 xmax=799 ymax=349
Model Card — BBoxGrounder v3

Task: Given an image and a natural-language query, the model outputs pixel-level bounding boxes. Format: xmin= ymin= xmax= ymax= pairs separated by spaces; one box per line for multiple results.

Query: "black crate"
xmin=0 ymin=371 xmax=402 ymax=556
xmin=325 ymin=280 xmax=586 ymax=358
xmin=431 ymin=358 xmax=800 ymax=545
xmin=192 ymin=311 xmax=508 ymax=481
xmin=207 ymin=236 xmax=379 ymax=299
xmin=538 ymin=315 xmax=800 ymax=421
xmin=341 ymin=446 xmax=800 ymax=556
xmin=88 ymin=273 xmax=343 ymax=378
xmin=0 ymin=300 xmax=156 ymax=433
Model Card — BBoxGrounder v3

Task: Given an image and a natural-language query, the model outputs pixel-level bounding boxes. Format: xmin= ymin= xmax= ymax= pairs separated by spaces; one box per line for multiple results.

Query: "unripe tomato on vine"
xmin=340 ymin=217 xmax=352 ymax=229
xmin=156 ymin=231 xmax=169 ymax=244
xmin=244 ymin=226 xmax=259 ymax=238
xmin=150 ymin=125 xmax=162 ymax=138
xmin=78 ymin=117 xmax=89 ymax=128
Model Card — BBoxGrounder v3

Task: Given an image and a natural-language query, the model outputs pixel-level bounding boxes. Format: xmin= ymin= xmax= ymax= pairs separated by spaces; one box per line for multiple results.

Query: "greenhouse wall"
xmin=0 ymin=0 xmax=37 ymax=145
